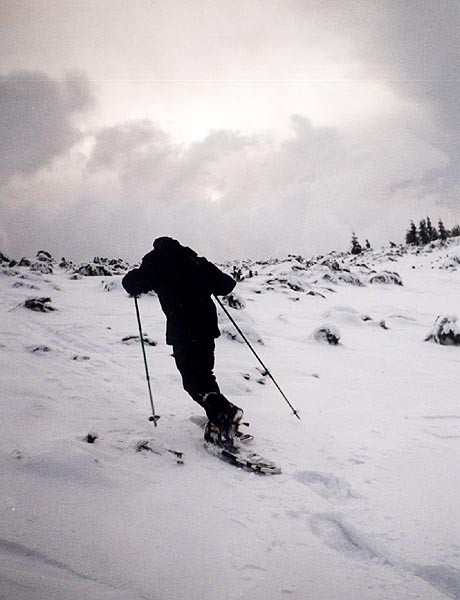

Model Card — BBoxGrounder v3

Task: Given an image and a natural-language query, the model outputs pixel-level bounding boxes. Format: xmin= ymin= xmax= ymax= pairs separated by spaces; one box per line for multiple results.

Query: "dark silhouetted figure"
xmin=122 ymin=237 xmax=243 ymax=448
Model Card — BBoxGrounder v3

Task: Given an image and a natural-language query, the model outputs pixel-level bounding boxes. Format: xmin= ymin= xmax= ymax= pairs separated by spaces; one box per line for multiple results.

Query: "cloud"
xmin=305 ymin=1 xmax=460 ymax=139
xmin=1 ymin=108 xmax=456 ymax=263
xmin=1 ymin=2 xmax=460 ymax=265
xmin=0 ymin=70 xmax=94 ymax=183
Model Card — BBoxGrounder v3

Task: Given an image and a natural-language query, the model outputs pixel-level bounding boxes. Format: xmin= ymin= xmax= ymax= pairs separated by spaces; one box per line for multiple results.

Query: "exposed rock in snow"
xmin=74 ymin=263 xmax=113 ymax=277
xmin=27 ymin=344 xmax=52 ymax=354
xmin=73 ymin=257 xmax=129 ymax=277
xmin=101 ymin=280 xmax=120 ymax=292
xmin=437 ymin=255 xmax=460 ymax=270
xmin=59 ymin=257 xmax=73 ymax=269
xmin=1 ymin=266 xmax=19 ymax=276
xmin=12 ymin=280 xmax=40 ymax=290
xmin=30 ymin=262 xmax=53 ymax=275
xmin=23 ymin=297 xmax=56 ymax=312
xmin=313 ymin=324 xmax=341 ymax=345
xmin=37 ymin=250 xmax=54 ymax=263
xmin=220 ymin=292 xmax=246 ymax=309
xmin=425 ymin=315 xmax=460 ymax=346
xmin=266 ymin=274 xmax=306 ymax=292
xmin=336 ymin=272 xmax=365 ymax=287
xmin=312 ymin=266 xmax=365 ymax=287
xmin=121 ymin=334 xmax=157 ymax=346
xmin=306 ymin=290 xmax=326 ymax=298
xmin=319 ymin=258 xmax=342 ymax=271
xmin=369 ymin=271 xmax=403 ymax=286
xmin=323 ymin=306 xmax=373 ymax=326
xmin=220 ymin=309 xmax=264 ymax=344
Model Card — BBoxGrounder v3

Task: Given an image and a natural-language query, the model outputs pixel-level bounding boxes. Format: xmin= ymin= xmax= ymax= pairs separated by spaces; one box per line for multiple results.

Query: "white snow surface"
xmin=1 ymin=240 xmax=460 ymax=600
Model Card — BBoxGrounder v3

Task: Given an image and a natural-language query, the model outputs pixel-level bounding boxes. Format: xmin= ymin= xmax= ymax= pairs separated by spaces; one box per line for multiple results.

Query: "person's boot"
xmin=203 ymin=401 xmax=243 ymax=451
xmin=219 ymin=404 xmax=244 ymax=450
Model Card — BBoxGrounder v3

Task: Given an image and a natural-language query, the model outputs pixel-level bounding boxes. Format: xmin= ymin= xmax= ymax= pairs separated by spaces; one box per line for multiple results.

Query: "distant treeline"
xmin=405 ymin=217 xmax=460 ymax=246
xmin=349 ymin=217 xmax=460 ymax=255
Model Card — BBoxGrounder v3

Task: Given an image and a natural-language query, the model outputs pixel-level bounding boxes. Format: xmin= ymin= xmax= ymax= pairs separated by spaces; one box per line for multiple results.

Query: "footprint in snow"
xmin=422 ymin=415 xmax=460 ymax=440
xmin=310 ymin=514 xmax=460 ymax=600
xmin=294 ymin=470 xmax=356 ymax=500
xmin=309 ymin=513 xmax=382 ymax=561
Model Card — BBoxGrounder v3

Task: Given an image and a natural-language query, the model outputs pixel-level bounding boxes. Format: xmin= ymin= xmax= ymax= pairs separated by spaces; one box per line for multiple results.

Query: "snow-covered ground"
xmin=1 ymin=240 xmax=460 ymax=600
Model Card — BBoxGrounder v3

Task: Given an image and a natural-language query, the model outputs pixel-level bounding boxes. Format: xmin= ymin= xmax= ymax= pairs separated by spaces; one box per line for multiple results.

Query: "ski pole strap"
xmin=214 ymin=295 xmax=300 ymax=420
xmin=134 ymin=296 xmax=158 ymax=426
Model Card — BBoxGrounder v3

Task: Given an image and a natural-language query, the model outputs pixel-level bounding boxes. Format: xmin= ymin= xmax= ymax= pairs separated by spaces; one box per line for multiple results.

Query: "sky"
xmin=1 ymin=0 xmax=459 ymax=262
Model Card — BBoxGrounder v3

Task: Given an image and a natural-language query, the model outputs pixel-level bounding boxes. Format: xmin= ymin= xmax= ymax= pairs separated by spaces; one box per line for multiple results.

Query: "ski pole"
xmin=133 ymin=296 xmax=158 ymax=426
xmin=214 ymin=295 xmax=301 ymax=420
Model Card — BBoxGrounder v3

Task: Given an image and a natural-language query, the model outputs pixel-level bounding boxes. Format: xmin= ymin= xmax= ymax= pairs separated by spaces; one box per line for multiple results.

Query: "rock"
xmin=73 ymin=257 xmax=130 ymax=277
xmin=23 ymin=297 xmax=56 ymax=312
xmin=30 ymin=262 xmax=53 ymax=274
xmin=36 ymin=250 xmax=53 ymax=262
xmin=1 ymin=267 xmax=19 ymax=276
xmin=313 ymin=324 xmax=341 ymax=345
xmin=220 ymin=292 xmax=246 ymax=309
xmin=322 ymin=306 xmax=371 ymax=326
xmin=425 ymin=315 xmax=460 ymax=346
xmin=101 ymin=280 xmax=120 ymax=292
xmin=60 ymin=257 xmax=73 ymax=268
xmin=75 ymin=263 xmax=113 ymax=276
xmin=12 ymin=281 xmax=40 ymax=289
xmin=337 ymin=272 xmax=365 ymax=287
xmin=121 ymin=335 xmax=157 ymax=346
xmin=220 ymin=310 xmax=264 ymax=345
xmin=28 ymin=345 xmax=52 ymax=354
xmin=369 ymin=271 xmax=403 ymax=286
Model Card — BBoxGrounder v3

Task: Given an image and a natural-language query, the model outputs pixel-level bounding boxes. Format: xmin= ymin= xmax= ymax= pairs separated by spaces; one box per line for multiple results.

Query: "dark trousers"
xmin=173 ymin=339 xmax=235 ymax=426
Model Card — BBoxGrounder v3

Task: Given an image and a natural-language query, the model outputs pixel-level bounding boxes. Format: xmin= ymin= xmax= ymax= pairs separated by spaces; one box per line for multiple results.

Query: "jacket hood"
xmin=153 ymin=237 xmax=197 ymax=260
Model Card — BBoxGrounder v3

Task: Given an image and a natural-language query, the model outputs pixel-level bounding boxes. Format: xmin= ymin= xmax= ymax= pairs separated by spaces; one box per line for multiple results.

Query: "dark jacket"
xmin=122 ymin=238 xmax=236 ymax=345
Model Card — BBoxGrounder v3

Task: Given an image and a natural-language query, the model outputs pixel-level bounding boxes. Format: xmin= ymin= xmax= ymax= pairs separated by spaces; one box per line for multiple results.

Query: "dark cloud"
xmin=294 ymin=0 xmax=460 ymax=207
xmin=0 ymin=70 xmax=94 ymax=183
xmin=88 ymin=120 xmax=167 ymax=171
xmin=313 ymin=1 xmax=460 ymax=132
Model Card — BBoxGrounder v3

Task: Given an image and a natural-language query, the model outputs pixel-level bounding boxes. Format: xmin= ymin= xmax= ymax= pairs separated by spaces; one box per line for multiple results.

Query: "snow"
xmin=1 ymin=240 xmax=460 ymax=600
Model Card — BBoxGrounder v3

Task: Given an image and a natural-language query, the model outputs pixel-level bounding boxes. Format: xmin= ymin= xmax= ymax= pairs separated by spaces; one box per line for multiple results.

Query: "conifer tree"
xmin=426 ymin=216 xmax=436 ymax=241
xmin=350 ymin=232 xmax=362 ymax=255
xmin=438 ymin=219 xmax=447 ymax=240
xmin=405 ymin=221 xmax=418 ymax=245
xmin=451 ymin=224 xmax=460 ymax=237
xmin=419 ymin=219 xmax=430 ymax=244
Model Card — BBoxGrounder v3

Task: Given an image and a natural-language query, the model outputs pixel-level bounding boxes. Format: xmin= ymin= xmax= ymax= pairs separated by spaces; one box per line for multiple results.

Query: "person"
xmin=122 ymin=236 xmax=243 ymax=449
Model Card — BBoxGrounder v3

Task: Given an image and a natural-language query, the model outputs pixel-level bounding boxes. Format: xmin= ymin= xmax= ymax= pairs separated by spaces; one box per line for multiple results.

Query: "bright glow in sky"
xmin=92 ymin=75 xmax=398 ymax=143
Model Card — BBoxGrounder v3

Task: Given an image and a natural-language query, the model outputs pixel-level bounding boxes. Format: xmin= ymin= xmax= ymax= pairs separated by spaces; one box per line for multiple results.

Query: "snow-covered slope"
xmin=1 ymin=240 xmax=460 ymax=600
